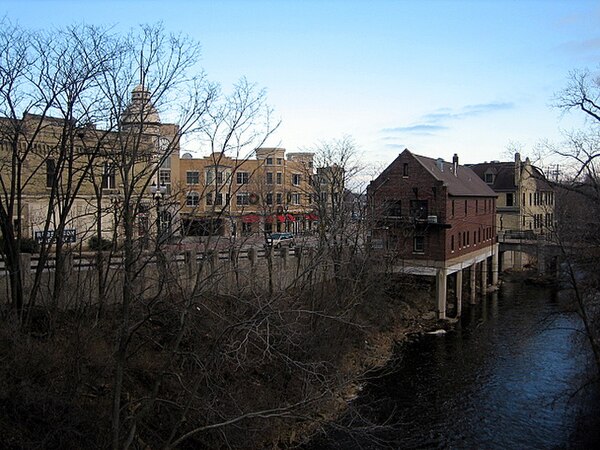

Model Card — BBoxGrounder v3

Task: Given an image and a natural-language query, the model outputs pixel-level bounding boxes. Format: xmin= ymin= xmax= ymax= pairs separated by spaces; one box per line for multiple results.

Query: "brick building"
xmin=176 ymin=147 xmax=318 ymax=238
xmin=368 ymin=149 xmax=499 ymax=318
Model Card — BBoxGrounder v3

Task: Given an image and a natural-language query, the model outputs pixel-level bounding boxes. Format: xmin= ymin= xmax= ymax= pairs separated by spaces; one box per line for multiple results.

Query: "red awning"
xmin=285 ymin=214 xmax=296 ymax=222
xmin=276 ymin=215 xmax=286 ymax=223
xmin=265 ymin=215 xmax=273 ymax=223
xmin=304 ymin=213 xmax=319 ymax=221
xmin=242 ymin=214 xmax=260 ymax=223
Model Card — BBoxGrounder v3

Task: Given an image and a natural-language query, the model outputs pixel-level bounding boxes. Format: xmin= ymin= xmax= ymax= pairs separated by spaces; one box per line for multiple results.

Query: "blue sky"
xmin=1 ymin=0 xmax=599 ymax=170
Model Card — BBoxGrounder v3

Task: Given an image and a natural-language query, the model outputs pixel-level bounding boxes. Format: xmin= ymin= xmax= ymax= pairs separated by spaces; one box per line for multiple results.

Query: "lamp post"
xmin=150 ymin=181 xmax=167 ymax=244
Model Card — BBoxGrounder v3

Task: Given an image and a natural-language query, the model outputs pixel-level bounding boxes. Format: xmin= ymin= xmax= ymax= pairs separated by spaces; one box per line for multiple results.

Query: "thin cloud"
xmin=559 ymin=38 xmax=600 ymax=54
xmin=384 ymin=143 xmax=407 ymax=149
xmin=423 ymin=102 xmax=514 ymax=123
xmin=382 ymin=124 xmax=447 ymax=134
xmin=381 ymin=101 xmax=514 ymax=137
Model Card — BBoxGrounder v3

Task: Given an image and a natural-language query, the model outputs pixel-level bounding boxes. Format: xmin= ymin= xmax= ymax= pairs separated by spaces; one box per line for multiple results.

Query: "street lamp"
xmin=150 ymin=181 xmax=167 ymax=243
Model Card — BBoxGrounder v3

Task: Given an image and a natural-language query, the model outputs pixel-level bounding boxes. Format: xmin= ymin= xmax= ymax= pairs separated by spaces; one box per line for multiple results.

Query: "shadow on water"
xmin=304 ymin=280 xmax=600 ymax=449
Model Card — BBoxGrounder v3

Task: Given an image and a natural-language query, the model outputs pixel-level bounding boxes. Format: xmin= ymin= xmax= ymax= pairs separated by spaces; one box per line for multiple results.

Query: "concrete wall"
xmin=0 ymin=247 xmax=339 ymax=308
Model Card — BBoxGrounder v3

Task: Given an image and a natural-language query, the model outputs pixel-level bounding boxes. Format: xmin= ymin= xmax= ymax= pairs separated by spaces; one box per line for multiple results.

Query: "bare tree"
xmin=551 ymin=68 xmax=600 ymax=374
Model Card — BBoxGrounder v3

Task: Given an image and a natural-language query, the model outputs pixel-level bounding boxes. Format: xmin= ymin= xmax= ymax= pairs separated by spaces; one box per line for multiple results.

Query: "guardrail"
xmin=0 ymin=246 xmax=305 ymax=274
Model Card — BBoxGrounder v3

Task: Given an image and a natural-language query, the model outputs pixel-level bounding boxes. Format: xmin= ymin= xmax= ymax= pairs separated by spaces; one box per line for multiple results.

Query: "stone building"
xmin=468 ymin=152 xmax=555 ymax=236
xmin=0 ymin=83 xmax=180 ymax=247
xmin=468 ymin=153 xmax=555 ymax=270
xmin=368 ymin=148 xmax=499 ymax=319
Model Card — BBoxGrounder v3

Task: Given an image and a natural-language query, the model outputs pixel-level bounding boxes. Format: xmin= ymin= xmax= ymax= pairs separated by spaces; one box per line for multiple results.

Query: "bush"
xmin=19 ymin=238 xmax=39 ymax=253
xmin=88 ymin=236 xmax=113 ymax=251
xmin=0 ymin=236 xmax=39 ymax=253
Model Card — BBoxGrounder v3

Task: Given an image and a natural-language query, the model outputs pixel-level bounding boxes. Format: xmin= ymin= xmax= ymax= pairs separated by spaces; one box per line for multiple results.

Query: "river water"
xmin=307 ymin=280 xmax=600 ymax=449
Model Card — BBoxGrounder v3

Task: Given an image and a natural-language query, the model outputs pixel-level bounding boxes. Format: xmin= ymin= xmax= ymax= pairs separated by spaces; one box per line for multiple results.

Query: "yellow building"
xmin=175 ymin=147 xmax=318 ymax=237
xmin=0 ymin=84 xmax=180 ymax=247
xmin=469 ymin=153 xmax=555 ymax=237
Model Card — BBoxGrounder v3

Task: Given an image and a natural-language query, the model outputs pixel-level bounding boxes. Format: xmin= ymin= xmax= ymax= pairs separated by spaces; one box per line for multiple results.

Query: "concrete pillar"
xmin=456 ymin=269 xmax=463 ymax=317
xmin=19 ymin=253 xmax=31 ymax=294
xmin=247 ymin=247 xmax=256 ymax=267
xmin=492 ymin=250 xmax=499 ymax=285
xmin=435 ymin=268 xmax=447 ymax=320
xmin=514 ymin=250 xmax=523 ymax=270
xmin=470 ymin=264 xmax=476 ymax=304
xmin=184 ymin=249 xmax=197 ymax=278
xmin=537 ymin=244 xmax=546 ymax=275
xmin=481 ymin=258 xmax=488 ymax=295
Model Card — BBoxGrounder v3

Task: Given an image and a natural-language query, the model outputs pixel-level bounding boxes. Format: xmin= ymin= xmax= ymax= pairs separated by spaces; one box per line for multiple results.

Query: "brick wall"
xmin=369 ymin=151 xmax=496 ymax=262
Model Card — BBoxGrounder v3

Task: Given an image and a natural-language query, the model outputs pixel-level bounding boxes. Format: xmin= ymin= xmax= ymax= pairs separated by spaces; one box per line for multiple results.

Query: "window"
xmin=529 ymin=193 xmax=532 ymax=206
xmin=458 ymin=232 xmax=462 ymax=249
xmin=237 ymin=192 xmax=249 ymax=205
xmin=206 ymin=192 xmax=213 ymax=205
xmin=214 ymin=192 xmax=223 ymax=206
xmin=276 ymin=158 xmax=283 ymax=165
xmin=291 ymin=193 xmax=301 ymax=205
xmin=186 ymin=192 xmax=200 ymax=206
xmin=159 ymin=169 xmax=171 ymax=185
xmin=478 ymin=228 xmax=481 ymax=243
xmin=266 ymin=157 xmax=273 ymax=165
xmin=413 ymin=236 xmax=424 ymax=253
xmin=384 ymin=200 xmax=402 ymax=217
xmin=292 ymin=174 xmax=301 ymax=186
xmin=506 ymin=193 xmax=514 ymax=207
xmin=403 ymin=163 xmax=408 ymax=177
xmin=276 ymin=193 xmax=283 ymax=204
xmin=237 ymin=172 xmax=249 ymax=184
xmin=266 ymin=172 xmax=273 ymax=184
xmin=46 ymin=159 xmax=56 ymax=187
xmin=102 ymin=162 xmax=116 ymax=189
xmin=206 ymin=168 xmax=226 ymax=185
xmin=276 ymin=172 xmax=282 ymax=184
xmin=409 ymin=200 xmax=428 ymax=219
xmin=266 ymin=193 xmax=273 ymax=205
xmin=464 ymin=200 xmax=468 ymax=215
xmin=187 ymin=171 xmax=200 ymax=185
xmin=452 ymin=200 xmax=455 ymax=217
xmin=485 ymin=173 xmax=494 ymax=184
xmin=451 ymin=235 xmax=455 ymax=252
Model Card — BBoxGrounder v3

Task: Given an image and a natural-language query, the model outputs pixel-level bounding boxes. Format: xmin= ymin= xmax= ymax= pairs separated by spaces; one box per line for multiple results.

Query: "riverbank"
xmin=302 ymin=275 xmax=600 ymax=449
xmin=280 ymin=278 xmax=447 ymax=448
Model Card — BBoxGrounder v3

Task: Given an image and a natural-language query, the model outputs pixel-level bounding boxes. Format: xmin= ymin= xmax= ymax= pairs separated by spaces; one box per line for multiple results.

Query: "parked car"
xmin=265 ymin=232 xmax=295 ymax=248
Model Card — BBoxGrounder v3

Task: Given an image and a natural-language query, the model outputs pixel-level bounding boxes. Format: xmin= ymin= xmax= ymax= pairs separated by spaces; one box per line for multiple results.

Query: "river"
xmin=306 ymin=279 xmax=600 ymax=449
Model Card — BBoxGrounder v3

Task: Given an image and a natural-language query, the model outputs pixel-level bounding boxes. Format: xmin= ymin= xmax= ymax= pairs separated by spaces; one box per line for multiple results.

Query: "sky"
xmin=1 ymin=0 xmax=600 ymax=172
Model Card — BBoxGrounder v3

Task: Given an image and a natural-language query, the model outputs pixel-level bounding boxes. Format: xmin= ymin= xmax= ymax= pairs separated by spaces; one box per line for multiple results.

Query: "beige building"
xmin=175 ymin=147 xmax=318 ymax=237
xmin=469 ymin=153 xmax=555 ymax=237
xmin=469 ymin=153 xmax=555 ymax=270
xmin=0 ymin=84 xmax=180 ymax=247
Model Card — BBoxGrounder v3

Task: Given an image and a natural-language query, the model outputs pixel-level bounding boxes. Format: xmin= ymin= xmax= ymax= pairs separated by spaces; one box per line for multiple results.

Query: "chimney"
xmin=452 ymin=153 xmax=459 ymax=176
xmin=436 ymin=158 xmax=444 ymax=172
xmin=514 ymin=152 xmax=521 ymax=185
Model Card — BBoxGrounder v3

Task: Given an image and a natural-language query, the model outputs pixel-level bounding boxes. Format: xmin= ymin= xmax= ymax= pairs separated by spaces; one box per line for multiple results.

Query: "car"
xmin=265 ymin=232 xmax=295 ymax=248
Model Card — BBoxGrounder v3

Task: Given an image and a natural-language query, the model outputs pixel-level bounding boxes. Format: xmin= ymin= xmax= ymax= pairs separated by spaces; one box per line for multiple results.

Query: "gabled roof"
xmin=407 ymin=150 xmax=497 ymax=197
xmin=468 ymin=161 xmax=516 ymax=191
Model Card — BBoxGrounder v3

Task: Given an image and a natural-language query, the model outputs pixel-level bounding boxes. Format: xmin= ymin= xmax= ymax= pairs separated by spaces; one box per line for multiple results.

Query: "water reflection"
xmin=306 ymin=281 xmax=600 ymax=449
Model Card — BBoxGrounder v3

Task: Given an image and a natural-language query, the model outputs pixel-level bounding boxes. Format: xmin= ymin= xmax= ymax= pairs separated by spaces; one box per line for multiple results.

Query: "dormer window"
xmin=484 ymin=172 xmax=494 ymax=184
